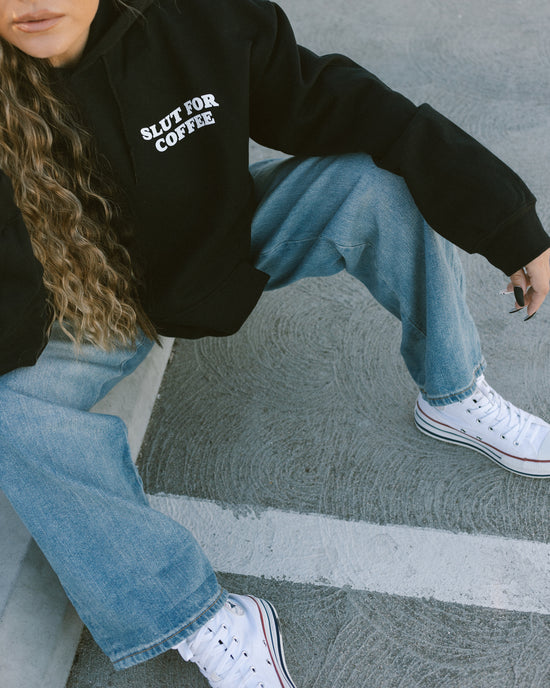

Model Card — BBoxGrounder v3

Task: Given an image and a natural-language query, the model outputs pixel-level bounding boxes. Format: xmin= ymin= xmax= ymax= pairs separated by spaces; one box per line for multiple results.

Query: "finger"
xmin=525 ymin=251 xmax=550 ymax=315
xmin=524 ymin=285 xmax=546 ymax=317
xmin=514 ymin=285 xmax=525 ymax=307
xmin=508 ymin=269 xmax=529 ymax=309
xmin=525 ymin=276 xmax=550 ymax=316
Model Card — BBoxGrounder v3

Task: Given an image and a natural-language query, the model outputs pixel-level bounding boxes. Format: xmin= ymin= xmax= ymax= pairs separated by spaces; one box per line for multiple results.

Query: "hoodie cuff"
xmin=474 ymin=204 xmax=550 ymax=276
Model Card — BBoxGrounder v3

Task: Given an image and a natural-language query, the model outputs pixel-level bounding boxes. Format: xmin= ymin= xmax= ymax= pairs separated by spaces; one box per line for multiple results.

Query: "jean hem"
xmin=112 ymin=586 xmax=228 ymax=670
xmin=420 ymin=359 xmax=486 ymax=407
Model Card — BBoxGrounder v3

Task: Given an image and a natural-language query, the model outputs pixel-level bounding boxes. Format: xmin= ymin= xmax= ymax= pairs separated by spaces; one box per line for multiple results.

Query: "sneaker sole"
xmin=246 ymin=595 xmax=297 ymax=688
xmin=414 ymin=401 xmax=550 ymax=478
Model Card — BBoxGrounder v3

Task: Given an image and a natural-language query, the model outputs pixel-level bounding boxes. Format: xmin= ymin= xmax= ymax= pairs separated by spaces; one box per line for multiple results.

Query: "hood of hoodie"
xmin=76 ymin=0 xmax=155 ymax=73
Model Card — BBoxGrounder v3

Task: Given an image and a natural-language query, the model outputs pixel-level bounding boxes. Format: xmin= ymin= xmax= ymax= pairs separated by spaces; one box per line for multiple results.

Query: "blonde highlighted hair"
xmin=0 ymin=36 xmax=157 ymax=348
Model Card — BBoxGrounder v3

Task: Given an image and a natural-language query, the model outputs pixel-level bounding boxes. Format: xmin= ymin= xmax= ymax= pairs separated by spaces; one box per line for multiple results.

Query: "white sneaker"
xmin=414 ymin=375 xmax=550 ymax=477
xmin=174 ymin=594 xmax=296 ymax=688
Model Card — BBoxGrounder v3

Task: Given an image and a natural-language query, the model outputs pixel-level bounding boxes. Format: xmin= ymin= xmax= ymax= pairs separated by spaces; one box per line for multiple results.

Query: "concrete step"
xmin=0 ymin=338 xmax=174 ymax=688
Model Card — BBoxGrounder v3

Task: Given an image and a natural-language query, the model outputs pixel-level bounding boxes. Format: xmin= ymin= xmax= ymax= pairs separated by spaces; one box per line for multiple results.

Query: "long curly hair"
xmin=0 ymin=36 xmax=157 ymax=349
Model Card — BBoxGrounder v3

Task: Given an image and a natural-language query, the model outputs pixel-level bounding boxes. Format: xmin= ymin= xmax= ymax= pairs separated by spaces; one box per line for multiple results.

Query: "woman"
xmin=0 ymin=1 xmax=549 ymax=686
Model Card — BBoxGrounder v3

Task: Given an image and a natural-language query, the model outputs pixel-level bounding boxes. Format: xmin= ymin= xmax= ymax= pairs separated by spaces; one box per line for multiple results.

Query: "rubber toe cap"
xmin=537 ymin=428 xmax=550 ymax=460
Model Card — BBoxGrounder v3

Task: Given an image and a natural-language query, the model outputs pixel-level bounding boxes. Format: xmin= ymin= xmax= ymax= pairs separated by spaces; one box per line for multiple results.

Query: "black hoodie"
xmin=1 ymin=0 xmax=549 ymax=375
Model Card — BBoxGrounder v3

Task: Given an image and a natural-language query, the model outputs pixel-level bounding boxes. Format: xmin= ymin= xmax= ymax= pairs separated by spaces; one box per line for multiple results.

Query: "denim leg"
xmin=250 ymin=153 xmax=485 ymax=405
xmin=0 ymin=331 xmax=226 ymax=670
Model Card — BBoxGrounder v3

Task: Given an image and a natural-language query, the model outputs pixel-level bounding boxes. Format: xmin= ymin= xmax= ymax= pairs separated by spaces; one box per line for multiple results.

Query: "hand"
xmin=507 ymin=248 xmax=550 ymax=318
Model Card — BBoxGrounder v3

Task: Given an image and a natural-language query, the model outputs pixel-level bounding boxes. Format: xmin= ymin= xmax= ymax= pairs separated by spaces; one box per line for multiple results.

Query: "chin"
xmin=11 ymin=36 xmax=67 ymax=64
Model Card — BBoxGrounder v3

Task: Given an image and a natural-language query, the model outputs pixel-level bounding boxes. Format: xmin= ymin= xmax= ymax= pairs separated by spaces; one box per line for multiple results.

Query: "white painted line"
xmin=149 ymin=493 xmax=550 ymax=615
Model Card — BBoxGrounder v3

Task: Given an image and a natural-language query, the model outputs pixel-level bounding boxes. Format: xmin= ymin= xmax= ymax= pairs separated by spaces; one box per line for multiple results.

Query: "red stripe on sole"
xmin=246 ymin=595 xmax=289 ymax=687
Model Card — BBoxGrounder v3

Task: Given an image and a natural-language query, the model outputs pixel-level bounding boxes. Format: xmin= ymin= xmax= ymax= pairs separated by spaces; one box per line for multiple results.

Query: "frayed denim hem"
xmin=419 ymin=360 xmax=487 ymax=407
xmin=112 ymin=587 xmax=228 ymax=670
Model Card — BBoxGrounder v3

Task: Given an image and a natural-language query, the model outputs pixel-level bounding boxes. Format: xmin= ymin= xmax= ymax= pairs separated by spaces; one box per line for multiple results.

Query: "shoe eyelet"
xmin=513 ymin=441 xmax=519 ymax=446
xmin=501 ymin=435 xmax=506 ymax=440
xmin=476 ymin=418 xmax=482 ymax=423
xmin=467 ymin=409 xmax=472 ymax=414
xmin=489 ymin=427 xmax=494 ymax=431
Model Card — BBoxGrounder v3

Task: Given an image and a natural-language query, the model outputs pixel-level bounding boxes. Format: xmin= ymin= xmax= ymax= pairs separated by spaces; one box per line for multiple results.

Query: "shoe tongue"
xmin=475 ymin=376 xmax=492 ymax=400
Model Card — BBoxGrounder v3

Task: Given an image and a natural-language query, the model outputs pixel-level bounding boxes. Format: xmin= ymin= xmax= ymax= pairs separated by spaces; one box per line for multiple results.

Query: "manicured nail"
xmin=509 ymin=307 xmax=525 ymax=314
xmin=514 ymin=286 xmax=525 ymax=307
xmin=524 ymin=312 xmax=537 ymax=321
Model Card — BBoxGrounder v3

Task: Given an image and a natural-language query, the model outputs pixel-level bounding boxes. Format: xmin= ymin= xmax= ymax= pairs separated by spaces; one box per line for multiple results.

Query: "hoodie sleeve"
xmin=0 ymin=175 xmax=50 ymax=376
xmin=248 ymin=0 xmax=550 ymax=275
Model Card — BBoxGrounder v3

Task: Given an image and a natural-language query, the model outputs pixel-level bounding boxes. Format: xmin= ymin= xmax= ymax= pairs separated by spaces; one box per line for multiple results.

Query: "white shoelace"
xmin=184 ymin=613 xmax=265 ymax=688
xmin=469 ymin=377 xmax=538 ymax=447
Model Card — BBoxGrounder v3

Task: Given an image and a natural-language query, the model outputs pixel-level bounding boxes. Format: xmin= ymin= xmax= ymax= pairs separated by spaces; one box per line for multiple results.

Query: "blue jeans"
xmin=0 ymin=154 xmax=484 ymax=669
xmin=251 ymin=154 xmax=484 ymax=403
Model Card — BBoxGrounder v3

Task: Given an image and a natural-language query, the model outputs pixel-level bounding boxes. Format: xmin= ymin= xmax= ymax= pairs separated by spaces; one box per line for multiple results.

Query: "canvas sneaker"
xmin=414 ymin=375 xmax=550 ymax=478
xmin=174 ymin=594 xmax=296 ymax=688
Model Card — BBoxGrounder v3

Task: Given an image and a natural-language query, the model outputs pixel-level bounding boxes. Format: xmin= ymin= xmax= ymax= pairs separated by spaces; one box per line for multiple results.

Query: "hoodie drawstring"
xmin=101 ymin=56 xmax=139 ymax=185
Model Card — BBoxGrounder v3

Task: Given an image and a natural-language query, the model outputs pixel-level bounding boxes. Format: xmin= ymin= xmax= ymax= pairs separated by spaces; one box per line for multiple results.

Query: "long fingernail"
xmin=509 ymin=307 xmax=525 ymax=314
xmin=524 ymin=312 xmax=537 ymax=321
xmin=514 ymin=286 xmax=525 ymax=307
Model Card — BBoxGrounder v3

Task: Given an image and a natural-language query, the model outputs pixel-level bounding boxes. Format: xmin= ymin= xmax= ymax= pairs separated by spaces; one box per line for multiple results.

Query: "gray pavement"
xmin=66 ymin=0 xmax=550 ymax=686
